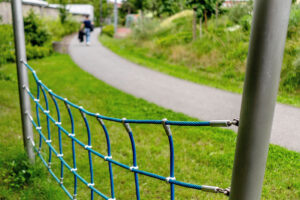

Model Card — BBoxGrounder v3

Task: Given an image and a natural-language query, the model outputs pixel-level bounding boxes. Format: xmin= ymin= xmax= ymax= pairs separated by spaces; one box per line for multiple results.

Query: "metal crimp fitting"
xmin=48 ymin=162 xmax=52 ymax=169
xmin=57 ymin=154 xmax=63 ymax=158
xmin=104 ymin=156 xmax=112 ymax=161
xmin=55 ymin=121 xmax=62 ymax=126
xmin=87 ymin=183 xmax=95 ymax=187
xmin=70 ymin=168 xmax=77 ymax=172
xmin=44 ymin=110 xmax=50 ymax=114
xmin=46 ymin=140 xmax=52 ymax=143
xmin=166 ymin=177 xmax=176 ymax=182
xmin=68 ymin=133 xmax=75 ymax=137
xmin=84 ymin=145 xmax=92 ymax=149
xmin=34 ymin=99 xmax=40 ymax=103
xmin=162 ymin=118 xmax=172 ymax=136
xmin=130 ymin=166 xmax=138 ymax=171
xmin=36 ymin=126 xmax=42 ymax=130
xmin=216 ymin=187 xmax=231 ymax=196
xmin=60 ymin=178 xmax=63 ymax=185
xmin=122 ymin=118 xmax=132 ymax=132
xmin=231 ymin=118 xmax=239 ymax=126
xmin=108 ymin=198 xmax=116 ymax=200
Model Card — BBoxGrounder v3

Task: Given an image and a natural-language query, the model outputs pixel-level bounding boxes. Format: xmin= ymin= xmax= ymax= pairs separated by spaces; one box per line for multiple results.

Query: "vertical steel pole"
xmin=11 ymin=0 xmax=35 ymax=163
xmin=230 ymin=0 xmax=292 ymax=199
xmin=114 ymin=0 xmax=118 ymax=34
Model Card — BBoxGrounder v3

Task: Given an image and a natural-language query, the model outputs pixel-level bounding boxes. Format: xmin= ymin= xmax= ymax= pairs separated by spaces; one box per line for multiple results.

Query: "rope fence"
xmin=23 ymin=60 xmax=238 ymax=200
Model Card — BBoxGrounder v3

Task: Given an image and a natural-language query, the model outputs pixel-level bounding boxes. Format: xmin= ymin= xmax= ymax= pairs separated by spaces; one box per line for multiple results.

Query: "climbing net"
xmin=23 ymin=61 xmax=238 ymax=200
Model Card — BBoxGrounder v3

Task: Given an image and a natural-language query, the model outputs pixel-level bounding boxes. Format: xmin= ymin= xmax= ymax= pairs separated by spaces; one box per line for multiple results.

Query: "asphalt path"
xmin=69 ymin=28 xmax=300 ymax=152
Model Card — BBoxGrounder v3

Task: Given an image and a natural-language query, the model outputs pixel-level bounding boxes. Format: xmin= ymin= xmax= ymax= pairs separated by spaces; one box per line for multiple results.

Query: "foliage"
xmin=58 ymin=0 xmax=68 ymax=24
xmin=239 ymin=15 xmax=252 ymax=31
xmin=101 ymin=25 xmax=114 ymax=37
xmin=0 ymin=154 xmax=33 ymax=190
xmin=0 ymin=25 xmax=15 ymax=65
xmin=288 ymin=4 xmax=300 ymax=38
xmin=228 ymin=2 xmax=252 ymax=24
xmin=100 ymin=11 xmax=300 ymax=106
xmin=132 ymin=17 xmax=159 ymax=39
xmin=24 ymin=10 xmax=51 ymax=47
xmin=186 ymin=0 xmax=224 ymax=18
xmin=26 ymin=44 xmax=53 ymax=60
xmin=47 ymin=18 xmax=79 ymax=41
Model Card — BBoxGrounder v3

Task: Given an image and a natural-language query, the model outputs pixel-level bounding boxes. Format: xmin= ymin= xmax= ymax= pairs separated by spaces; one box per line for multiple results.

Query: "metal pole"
xmin=114 ymin=0 xmax=118 ymax=34
xmin=99 ymin=0 xmax=102 ymax=27
xmin=230 ymin=0 xmax=292 ymax=199
xmin=11 ymin=0 xmax=35 ymax=163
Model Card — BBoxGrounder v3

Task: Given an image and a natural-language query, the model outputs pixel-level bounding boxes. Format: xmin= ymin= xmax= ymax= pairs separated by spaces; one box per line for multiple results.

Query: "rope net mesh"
xmin=23 ymin=62 xmax=234 ymax=200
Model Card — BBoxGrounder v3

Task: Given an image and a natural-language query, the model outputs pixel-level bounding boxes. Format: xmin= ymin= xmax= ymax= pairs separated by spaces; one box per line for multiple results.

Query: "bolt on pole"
xmin=114 ymin=0 xmax=118 ymax=34
xmin=230 ymin=0 xmax=292 ymax=199
xmin=11 ymin=0 xmax=35 ymax=163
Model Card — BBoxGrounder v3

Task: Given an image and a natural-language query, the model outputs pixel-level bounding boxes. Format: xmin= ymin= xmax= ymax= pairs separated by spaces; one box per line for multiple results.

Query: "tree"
xmin=186 ymin=0 xmax=223 ymax=40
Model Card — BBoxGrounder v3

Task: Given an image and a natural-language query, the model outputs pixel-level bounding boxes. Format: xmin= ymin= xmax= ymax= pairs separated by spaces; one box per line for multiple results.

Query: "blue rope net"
xmin=23 ymin=61 xmax=235 ymax=199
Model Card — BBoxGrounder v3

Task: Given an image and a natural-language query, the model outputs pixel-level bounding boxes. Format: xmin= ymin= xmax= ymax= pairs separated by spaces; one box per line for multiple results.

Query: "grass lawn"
xmin=99 ymin=35 xmax=300 ymax=108
xmin=0 ymin=54 xmax=299 ymax=199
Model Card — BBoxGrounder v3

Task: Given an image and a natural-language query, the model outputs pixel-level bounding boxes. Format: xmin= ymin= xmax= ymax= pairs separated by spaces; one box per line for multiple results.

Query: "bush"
xmin=156 ymin=32 xmax=192 ymax=47
xmin=26 ymin=44 xmax=52 ymax=60
xmin=132 ymin=18 xmax=159 ymax=40
xmin=228 ymin=3 xmax=252 ymax=24
xmin=239 ymin=15 xmax=252 ymax=31
xmin=287 ymin=5 xmax=300 ymax=38
xmin=102 ymin=25 xmax=114 ymax=37
xmin=47 ymin=18 xmax=79 ymax=41
xmin=0 ymin=25 xmax=15 ymax=65
xmin=24 ymin=10 xmax=51 ymax=47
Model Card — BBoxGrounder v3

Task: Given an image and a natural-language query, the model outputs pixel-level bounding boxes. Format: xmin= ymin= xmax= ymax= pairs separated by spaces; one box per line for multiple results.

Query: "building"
xmin=222 ymin=0 xmax=249 ymax=8
xmin=0 ymin=0 xmax=94 ymax=24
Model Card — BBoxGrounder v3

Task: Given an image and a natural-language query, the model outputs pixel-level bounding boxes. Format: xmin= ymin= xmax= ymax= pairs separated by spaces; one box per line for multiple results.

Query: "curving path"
xmin=69 ymin=28 xmax=300 ymax=152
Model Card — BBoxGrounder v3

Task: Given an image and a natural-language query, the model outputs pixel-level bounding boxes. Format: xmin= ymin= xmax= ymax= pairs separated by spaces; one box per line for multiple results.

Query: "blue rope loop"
xmin=23 ymin=61 xmax=233 ymax=199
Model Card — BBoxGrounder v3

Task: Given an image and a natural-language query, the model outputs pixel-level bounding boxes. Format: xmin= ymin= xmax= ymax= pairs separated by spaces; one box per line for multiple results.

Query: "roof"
xmin=22 ymin=0 xmax=48 ymax=6
xmin=49 ymin=4 xmax=94 ymax=20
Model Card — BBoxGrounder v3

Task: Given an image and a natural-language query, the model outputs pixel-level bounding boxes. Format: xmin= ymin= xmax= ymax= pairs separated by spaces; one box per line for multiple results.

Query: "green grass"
xmin=99 ymin=13 xmax=300 ymax=107
xmin=0 ymin=54 xmax=299 ymax=199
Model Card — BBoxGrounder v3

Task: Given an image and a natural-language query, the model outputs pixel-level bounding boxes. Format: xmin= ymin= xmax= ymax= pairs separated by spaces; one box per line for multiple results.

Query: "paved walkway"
xmin=69 ymin=28 xmax=300 ymax=152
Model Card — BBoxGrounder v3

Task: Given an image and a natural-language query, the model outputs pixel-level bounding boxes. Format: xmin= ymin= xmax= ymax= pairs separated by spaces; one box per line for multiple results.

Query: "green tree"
xmin=186 ymin=0 xmax=223 ymax=40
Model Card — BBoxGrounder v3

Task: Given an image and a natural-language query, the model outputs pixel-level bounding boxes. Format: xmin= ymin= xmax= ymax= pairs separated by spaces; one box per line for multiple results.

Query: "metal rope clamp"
xmin=130 ymin=166 xmax=138 ymax=171
xmin=79 ymin=106 xmax=86 ymax=118
xmin=166 ymin=177 xmax=176 ymax=183
xmin=87 ymin=183 xmax=95 ymax=188
xmin=104 ymin=156 xmax=112 ymax=161
xmin=216 ymin=187 xmax=230 ymax=196
xmin=162 ymin=118 xmax=172 ymax=136
xmin=122 ymin=118 xmax=132 ymax=133
xmin=96 ymin=113 xmax=105 ymax=126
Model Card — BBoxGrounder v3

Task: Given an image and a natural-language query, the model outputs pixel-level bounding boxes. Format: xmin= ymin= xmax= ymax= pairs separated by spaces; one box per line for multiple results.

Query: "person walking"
xmin=80 ymin=15 xmax=94 ymax=46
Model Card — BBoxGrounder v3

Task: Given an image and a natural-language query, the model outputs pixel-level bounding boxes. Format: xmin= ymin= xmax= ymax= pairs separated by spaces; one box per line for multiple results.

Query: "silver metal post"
xmin=11 ymin=0 xmax=35 ymax=163
xmin=230 ymin=0 xmax=292 ymax=199
xmin=114 ymin=0 xmax=118 ymax=34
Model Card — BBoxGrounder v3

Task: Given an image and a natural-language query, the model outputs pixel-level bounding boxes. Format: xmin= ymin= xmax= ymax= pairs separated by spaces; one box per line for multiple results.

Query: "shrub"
xmin=102 ymin=25 xmax=114 ymax=37
xmin=132 ymin=18 xmax=159 ymax=40
xmin=287 ymin=5 xmax=300 ymax=38
xmin=0 ymin=25 xmax=15 ymax=65
xmin=26 ymin=44 xmax=52 ymax=60
xmin=24 ymin=10 xmax=51 ymax=47
xmin=47 ymin=18 xmax=79 ymax=41
xmin=239 ymin=15 xmax=252 ymax=31
xmin=156 ymin=32 xmax=192 ymax=47
xmin=228 ymin=3 xmax=252 ymax=24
